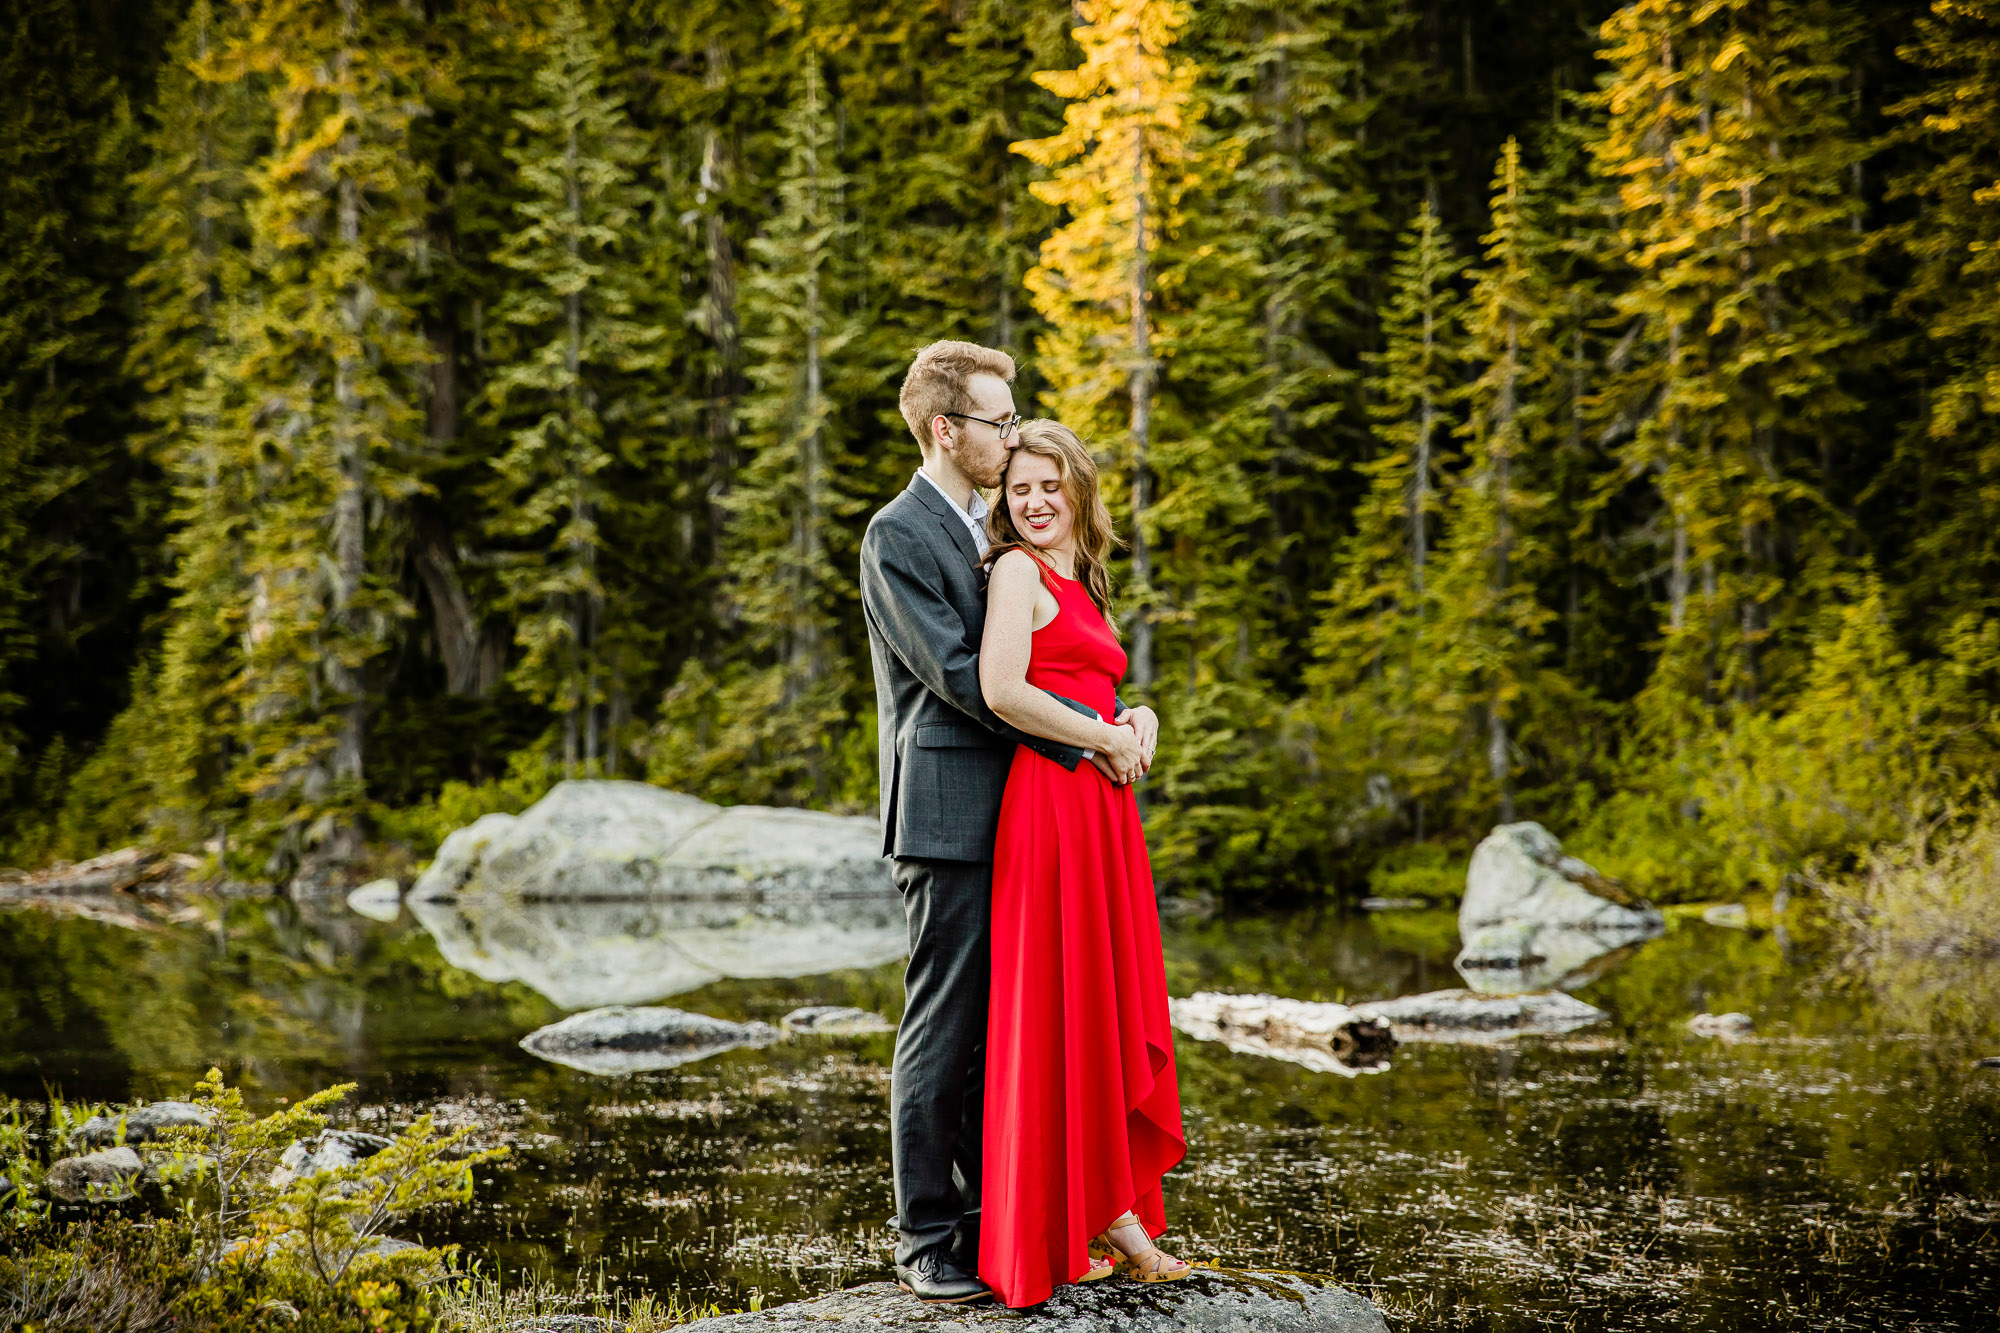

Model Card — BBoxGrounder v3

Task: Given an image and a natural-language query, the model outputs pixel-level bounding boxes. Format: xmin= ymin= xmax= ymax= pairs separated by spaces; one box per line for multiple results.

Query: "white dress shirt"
xmin=915 ymin=467 xmax=991 ymax=557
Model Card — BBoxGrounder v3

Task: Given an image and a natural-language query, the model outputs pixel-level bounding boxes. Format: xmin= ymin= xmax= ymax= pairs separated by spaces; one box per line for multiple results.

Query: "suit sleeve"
xmin=861 ymin=520 xmax=1086 ymax=772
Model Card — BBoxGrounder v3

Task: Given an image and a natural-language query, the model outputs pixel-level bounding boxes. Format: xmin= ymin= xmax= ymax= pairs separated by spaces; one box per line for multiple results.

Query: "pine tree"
xmin=1886 ymin=0 xmax=2000 ymax=632
xmin=480 ymin=0 xmax=667 ymax=776
xmin=1191 ymin=0 xmax=1410 ymax=647
xmin=223 ymin=0 xmax=433 ymax=863
xmin=127 ymin=0 xmax=263 ymax=828
xmin=1014 ymin=0 xmax=1206 ymax=693
xmin=0 ymin=0 xmax=150 ymax=829
xmin=1589 ymin=0 xmax=1870 ymax=715
xmin=652 ymin=55 xmax=869 ymax=809
xmin=1308 ymin=202 xmax=1468 ymax=837
xmin=1426 ymin=139 xmax=1563 ymax=823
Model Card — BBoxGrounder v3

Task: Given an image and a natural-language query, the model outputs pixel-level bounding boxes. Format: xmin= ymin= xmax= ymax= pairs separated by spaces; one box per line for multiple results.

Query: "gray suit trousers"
xmin=889 ymin=854 xmax=990 ymax=1268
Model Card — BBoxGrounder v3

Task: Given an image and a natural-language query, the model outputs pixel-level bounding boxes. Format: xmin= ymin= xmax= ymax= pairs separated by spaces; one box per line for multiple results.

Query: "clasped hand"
xmin=1090 ymin=705 xmax=1159 ymax=786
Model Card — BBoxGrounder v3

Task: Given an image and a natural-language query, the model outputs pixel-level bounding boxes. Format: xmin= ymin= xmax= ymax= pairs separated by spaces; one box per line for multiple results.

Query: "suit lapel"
xmin=906 ymin=473 xmax=984 ymax=575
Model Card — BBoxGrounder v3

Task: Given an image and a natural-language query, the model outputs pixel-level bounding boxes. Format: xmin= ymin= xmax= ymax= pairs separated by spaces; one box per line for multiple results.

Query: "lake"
xmin=1 ymin=893 xmax=1995 ymax=1330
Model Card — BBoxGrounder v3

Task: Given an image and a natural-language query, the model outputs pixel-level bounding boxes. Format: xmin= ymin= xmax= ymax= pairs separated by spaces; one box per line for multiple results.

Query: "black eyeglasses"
xmin=944 ymin=412 xmax=1021 ymax=440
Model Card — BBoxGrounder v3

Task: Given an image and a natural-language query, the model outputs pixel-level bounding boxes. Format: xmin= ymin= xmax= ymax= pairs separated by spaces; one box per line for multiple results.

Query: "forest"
xmin=2 ymin=0 xmax=1996 ymax=899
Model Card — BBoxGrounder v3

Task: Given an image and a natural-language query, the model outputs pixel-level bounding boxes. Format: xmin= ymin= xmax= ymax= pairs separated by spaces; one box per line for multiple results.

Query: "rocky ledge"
xmin=674 ymin=1270 xmax=1388 ymax=1332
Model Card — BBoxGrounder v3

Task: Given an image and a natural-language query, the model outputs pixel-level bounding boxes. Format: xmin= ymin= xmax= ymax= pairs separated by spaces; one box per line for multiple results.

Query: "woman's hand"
xmin=1115 ymin=705 xmax=1159 ymax=773
xmin=1098 ymin=720 xmax=1146 ymax=785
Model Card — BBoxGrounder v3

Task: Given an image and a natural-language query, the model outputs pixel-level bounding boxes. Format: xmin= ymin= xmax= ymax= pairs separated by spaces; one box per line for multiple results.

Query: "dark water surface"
xmin=2 ymin=896 xmax=1996 ymax=1330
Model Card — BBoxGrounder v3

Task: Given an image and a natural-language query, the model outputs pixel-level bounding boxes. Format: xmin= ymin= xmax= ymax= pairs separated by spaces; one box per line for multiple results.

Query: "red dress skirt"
xmin=978 ymin=562 xmax=1185 ymax=1308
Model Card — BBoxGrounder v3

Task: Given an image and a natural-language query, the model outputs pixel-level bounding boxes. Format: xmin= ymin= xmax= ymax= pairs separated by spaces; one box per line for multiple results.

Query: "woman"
xmin=975 ymin=419 xmax=1192 ymax=1308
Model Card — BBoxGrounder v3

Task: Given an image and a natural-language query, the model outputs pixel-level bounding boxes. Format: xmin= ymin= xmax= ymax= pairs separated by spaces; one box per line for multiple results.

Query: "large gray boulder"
xmin=409 ymin=780 xmax=886 ymax=903
xmin=72 ymin=1100 xmax=214 ymax=1148
xmin=676 ymin=1272 xmax=1386 ymax=1332
xmin=46 ymin=1146 xmax=145 ymax=1202
xmin=520 ymin=1005 xmax=778 ymax=1076
xmin=407 ymin=782 xmax=905 ymax=1007
xmin=1455 ymin=823 xmax=1663 ymax=991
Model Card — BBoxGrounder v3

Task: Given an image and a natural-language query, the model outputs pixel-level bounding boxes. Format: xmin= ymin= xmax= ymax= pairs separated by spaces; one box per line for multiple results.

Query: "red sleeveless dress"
xmin=978 ymin=559 xmax=1186 ymax=1308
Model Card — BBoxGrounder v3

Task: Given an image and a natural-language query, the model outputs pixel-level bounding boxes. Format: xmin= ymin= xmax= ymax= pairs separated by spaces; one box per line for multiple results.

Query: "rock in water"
xmin=409 ymin=780 xmax=886 ymax=903
xmin=676 ymin=1272 xmax=1386 ymax=1331
xmin=1686 ymin=1012 xmax=1754 ymax=1038
xmin=1352 ymin=989 xmax=1606 ymax=1043
xmin=1700 ymin=903 xmax=1750 ymax=930
xmin=72 ymin=1100 xmax=214 ymax=1148
xmin=1455 ymin=823 xmax=1663 ymax=991
xmin=780 ymin=1005 xmax=894 ymax=1036
xmin=1169 ymin=993 xmax=1394 ymax=1075
xmin=520 ymin=1005 xmax=778 ymax=1076
xmin=46 ymin=1146 xmax=144 ymax=1202
xmin=270 ymin=1129 xmax=395 ymax=1188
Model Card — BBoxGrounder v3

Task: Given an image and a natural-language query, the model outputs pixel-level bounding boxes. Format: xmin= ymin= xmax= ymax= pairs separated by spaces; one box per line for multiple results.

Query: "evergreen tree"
xmin=1191 ymin=0 xmax=1410 ymax=649
xmin=651 ymin=55 xmax=869 ymax=809
xmin=1886 ymin=0 xmax=2000 ymax=632
xmin=1308 ymin=201 xmax=1468 ymax=838
xmin=1589 ymin=0 xmax=1871 ymax=715
xmin=127 ymin=0 xmax=263 ymax=829
xmin=223 ymin=0 xmax=434 ymax=863
xmin=1427 ymin=139 xmax=1564 ymax=823
xmin=480 ymin=0 xmax=667 ymax=776
xmin=0 ymin=0 xmax=150 ymax=834
xmin=1014 ymin=0 xmax=1207 ymax=693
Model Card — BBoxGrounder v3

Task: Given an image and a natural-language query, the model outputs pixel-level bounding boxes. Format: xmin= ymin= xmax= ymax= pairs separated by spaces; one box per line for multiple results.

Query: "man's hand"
xmin=1114 ymin=705 xmax=1159 ymax=774
xmin=1097 ymin=721 xmax=1146 ymax=785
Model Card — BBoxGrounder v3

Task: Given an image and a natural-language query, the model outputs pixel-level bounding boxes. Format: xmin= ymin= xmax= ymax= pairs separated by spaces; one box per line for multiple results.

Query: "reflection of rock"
xmin=520 ymin=1005 xmax=778 ymax=1076
xmin=1351 ymin=988 xmax=1606 ymax=1043
xmin=409 ymin=892 xmax=908 ymax=1009
xmin=1686 ymin=1012 xmax=1753 ymax=1039
xmin=1455 ymin=823 xmax=1663 ymax=992
xmin=347 ymin=878 xmax=403 ymax=923
xmin=1701 ymin=903 xmax=1750 ymax=929
xmin=409 ymin=780 xmax=886 ymax=903
xmin=780 ymin=1006 xmax=894 ymax=1036
xmin=675 ymin=1270 xmax=1388 ymax=1331
xmin=1169 ymin=993 xmax=1393 ymax=1076
xmin=73 ymin=1100 xmax=213 ymax=1148
xmin=47 ymin=1146 xmax=144 ymax=1202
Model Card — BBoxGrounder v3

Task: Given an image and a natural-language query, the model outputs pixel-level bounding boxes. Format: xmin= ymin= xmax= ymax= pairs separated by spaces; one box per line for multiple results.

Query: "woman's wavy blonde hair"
xmin=984 ymin=419 xmax=1122 ymax=632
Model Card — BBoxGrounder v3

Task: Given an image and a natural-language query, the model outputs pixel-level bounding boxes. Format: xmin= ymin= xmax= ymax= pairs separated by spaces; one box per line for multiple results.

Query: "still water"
xmin=1 ymin=894 xmax=1995 ymax=1331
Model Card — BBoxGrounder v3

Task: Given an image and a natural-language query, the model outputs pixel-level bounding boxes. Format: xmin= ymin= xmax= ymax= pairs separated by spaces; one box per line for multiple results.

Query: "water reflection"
xmin=3 ymin=898 xmax=1998 ymax=1332
xmin=407 ymin=890 xmax=908 ymax=1010
xmin=1453 ymin=922 xmax=1661 ymax=994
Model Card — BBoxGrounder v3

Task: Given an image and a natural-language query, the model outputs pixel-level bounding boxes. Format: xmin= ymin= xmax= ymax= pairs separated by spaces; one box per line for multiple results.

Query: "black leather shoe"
xmin=895 ymin=1249 xmax=994 ymax=1305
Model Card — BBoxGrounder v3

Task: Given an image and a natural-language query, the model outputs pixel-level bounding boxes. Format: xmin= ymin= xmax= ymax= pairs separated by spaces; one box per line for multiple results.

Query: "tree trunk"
xmin=328 ymin=0 xmax=368 ymax=798
xmin=1127 ymin=136 xmax=1155 ymax=693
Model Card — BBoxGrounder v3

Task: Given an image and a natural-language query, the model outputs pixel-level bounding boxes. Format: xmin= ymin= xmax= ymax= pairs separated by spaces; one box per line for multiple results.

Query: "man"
xmin=859 ymin=341 xmax=1152 ymax=1304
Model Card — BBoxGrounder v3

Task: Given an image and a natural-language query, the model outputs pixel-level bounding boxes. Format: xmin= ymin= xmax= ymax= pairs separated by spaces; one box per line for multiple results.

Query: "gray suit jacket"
xmin=861 ymin=474 xmax=1092 ymax=861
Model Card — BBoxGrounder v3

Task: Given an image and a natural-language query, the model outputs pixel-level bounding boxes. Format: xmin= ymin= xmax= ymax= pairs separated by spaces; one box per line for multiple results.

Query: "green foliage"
xmin=3 ymin=1070 xmax=506 ymax=1332
xmin=5 ymin=0 xmax=2000 ymax=905
xmin=481 ymin=0 xmax=674 ymax=776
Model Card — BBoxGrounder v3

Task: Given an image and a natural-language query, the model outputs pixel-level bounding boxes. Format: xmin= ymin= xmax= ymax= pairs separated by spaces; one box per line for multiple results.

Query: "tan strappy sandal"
xmin=1077 ymin=1251 xmax=1116 ymax=1283
xmin=1092 ymin=1212 xmax=1193 ymax=1283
